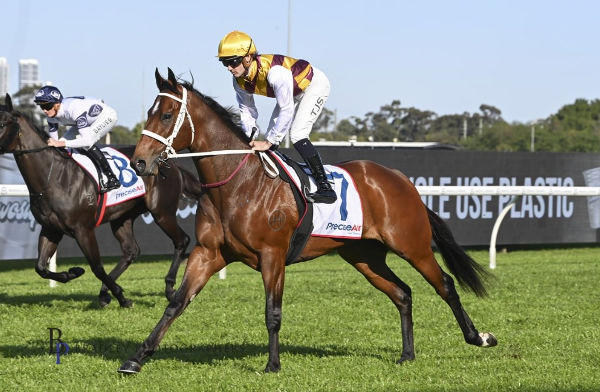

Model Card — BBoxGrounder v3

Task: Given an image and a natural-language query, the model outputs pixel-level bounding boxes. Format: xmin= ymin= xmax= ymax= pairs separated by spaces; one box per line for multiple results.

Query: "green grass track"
xmin=0 ymin=248 xmax=599 ymax=391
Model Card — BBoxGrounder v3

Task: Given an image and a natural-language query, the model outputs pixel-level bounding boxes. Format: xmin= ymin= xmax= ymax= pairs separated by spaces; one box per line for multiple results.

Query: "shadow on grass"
xmin=0 ymin=291 xmax=99 ymax=307
xmin=0 ymin=336 xmax=353 ymax=366
xmin=0 ymin=291 xmax=168 ymax=310
xmin=0 ymin=284 xmax=174 ymax=309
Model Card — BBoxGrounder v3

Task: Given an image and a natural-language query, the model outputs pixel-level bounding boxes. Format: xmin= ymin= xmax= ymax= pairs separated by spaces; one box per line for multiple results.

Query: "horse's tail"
xmin=427 ymin=207 xmax=491 ymax=297
xmin=178 ymin=165 xmax=204 ymax=200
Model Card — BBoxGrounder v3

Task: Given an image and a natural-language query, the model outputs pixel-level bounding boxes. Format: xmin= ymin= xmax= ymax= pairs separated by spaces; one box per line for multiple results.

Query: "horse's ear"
xmin=167 ymin=67 xmax=178 ymax=87
xmin=5 ymin=94 xmax=12 ymax=111
xmin=155 ymin=68 xmax=165 ymax=89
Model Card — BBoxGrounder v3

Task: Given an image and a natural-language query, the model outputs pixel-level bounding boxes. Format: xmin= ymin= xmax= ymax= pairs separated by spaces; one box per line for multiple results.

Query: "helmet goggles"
xmin=219 ymin=56 xmax=244 ymax=68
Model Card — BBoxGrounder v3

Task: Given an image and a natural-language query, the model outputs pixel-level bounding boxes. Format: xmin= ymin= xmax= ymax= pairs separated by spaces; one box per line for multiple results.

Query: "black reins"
xmin=0 ymin=114 xmax=52 ymax=155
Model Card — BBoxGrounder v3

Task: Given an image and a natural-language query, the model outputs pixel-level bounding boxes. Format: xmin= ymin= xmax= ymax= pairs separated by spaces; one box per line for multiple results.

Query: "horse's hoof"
xmin=165 ymin=287 xmax=175 ymax=302
xmin=118 ymin=360 xmax=141 ymax=374
xmin=98 ymin=293 xmax=112 ymax=308
xmin=68 ymin=267 xmax=85 ymax=279
xmin=396 ymin=353 xmax=415 ymax=364
xmin=119 ymin=299 xmax=134 ymax=308
xmin=264 ymin=362 xmax=281 ymax=373
xmin=479 ymin=332 xmax=498 ymax=347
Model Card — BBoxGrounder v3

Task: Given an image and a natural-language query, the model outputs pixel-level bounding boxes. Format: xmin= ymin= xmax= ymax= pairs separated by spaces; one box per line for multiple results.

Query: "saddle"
xmin=269 ymin=150 xmax=314 ymax=265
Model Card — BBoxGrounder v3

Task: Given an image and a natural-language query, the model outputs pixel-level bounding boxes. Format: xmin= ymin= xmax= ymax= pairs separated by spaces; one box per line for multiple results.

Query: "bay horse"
xmin=119 ymin=68 xmax=497 ymax=373
xmin=0 ymin=93 xmax=203 ymax=307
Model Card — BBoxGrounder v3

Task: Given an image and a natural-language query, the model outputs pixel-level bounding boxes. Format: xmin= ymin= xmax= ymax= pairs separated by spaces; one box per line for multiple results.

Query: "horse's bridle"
xmin=0 ymin=115 xmax=53 ymax=155
xmin=141 ymin=87 xmax=196 ymax=163
xmin=0 ymin=114 xmax=22 ymax=154
xmin=142 ymin=86 xmax=279 ymax=180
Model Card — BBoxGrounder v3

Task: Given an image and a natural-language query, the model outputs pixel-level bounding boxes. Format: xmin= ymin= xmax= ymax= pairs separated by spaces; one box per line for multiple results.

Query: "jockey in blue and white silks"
xmin=34 ymin=85 xmax=121 ymax=193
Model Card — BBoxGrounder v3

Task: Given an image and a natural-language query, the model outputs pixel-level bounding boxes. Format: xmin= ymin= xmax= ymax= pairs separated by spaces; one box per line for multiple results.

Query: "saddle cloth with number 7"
xmin=270 ymin=152 xmax=363 ymax=239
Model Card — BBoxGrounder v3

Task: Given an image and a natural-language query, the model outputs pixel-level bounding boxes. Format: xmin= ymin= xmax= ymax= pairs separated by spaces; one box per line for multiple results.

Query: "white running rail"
xmin=416 ymin=186 xmax=600 ymax=269
xmin=0 ymin=184 xmax=28 ymax=196
xmin=416 ymin=185 xmax=600 ymax=197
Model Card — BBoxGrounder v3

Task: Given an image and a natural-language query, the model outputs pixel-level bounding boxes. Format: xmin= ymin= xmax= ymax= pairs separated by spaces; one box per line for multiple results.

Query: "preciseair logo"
xmin=325 ymin=222 xmax=362 ymax=232
xmin=113 ymin=184 xmax=144 ymax=199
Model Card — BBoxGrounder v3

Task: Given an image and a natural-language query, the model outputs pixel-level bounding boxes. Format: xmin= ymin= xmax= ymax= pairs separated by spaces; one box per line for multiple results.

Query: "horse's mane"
xmin=12 ymin=110 xmax=51 ymax=141
xmin=159 ymin=76 xmax=251 ymax=144
xmin=5 ymin=110 xmax=76 ymax=159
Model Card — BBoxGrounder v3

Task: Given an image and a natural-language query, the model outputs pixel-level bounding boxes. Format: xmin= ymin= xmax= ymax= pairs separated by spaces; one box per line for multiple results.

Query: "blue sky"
xmin=2 ymin=0 xmax=598 ymax=130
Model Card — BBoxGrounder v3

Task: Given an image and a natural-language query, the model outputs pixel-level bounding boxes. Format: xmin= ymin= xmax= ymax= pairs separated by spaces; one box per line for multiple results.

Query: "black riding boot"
xmin=86 ymin=145 xmax=121 ymax=193
xmin=294 ymin=138 xmax=337 ymax=204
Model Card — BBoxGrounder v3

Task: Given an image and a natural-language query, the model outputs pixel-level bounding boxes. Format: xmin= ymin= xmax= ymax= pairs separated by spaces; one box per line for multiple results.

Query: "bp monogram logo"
xmin=48 ymin=327 xmax=70 ymax=364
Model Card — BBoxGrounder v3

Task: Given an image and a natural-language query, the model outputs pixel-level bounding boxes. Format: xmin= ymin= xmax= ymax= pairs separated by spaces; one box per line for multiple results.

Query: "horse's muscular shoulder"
xmin=195 ymin=194 xmax=224 ymax=246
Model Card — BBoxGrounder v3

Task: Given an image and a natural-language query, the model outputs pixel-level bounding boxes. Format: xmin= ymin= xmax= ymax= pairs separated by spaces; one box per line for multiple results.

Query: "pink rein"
xmin=200 ymin=153 xmax=251 ymax=188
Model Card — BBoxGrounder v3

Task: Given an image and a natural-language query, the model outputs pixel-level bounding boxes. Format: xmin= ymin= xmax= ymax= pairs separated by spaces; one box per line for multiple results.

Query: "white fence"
xmin=0 ymin=184 xmax=28 ymax=196
xmin=0 ymin=184 xmax=58 ymax=287
xmin=3 ymin=184 xmax=600 ymax=280
xmin=416 ymin=186 xmax=600 ymax=269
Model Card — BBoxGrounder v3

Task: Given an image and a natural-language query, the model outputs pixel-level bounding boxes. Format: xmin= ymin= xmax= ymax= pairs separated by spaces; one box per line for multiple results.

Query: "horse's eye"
xmin=161 ymin=113 xmax=173 ymax=122
xmin=0 ymin=122 xmax=5 ymax=128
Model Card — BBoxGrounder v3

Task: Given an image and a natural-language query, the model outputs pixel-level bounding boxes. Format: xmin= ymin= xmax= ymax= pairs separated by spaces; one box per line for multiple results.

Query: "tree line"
xmin=313 ymin=98 xmax=600 ymax=152
xmin=8 ymin=85 xmax=600 ymax=152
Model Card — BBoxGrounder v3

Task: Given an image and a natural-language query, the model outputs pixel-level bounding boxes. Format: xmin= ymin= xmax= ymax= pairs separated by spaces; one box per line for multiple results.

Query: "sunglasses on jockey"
xmin=219 ymin=39 xmax=254 ymax=68
xmin=220 ymin=56 xmax=244 ymax=68
xmin=38 ymin=102 xmax=56 ymax=111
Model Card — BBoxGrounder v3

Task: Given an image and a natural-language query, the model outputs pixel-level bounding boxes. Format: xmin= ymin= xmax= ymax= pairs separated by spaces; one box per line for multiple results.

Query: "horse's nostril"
xmin=134 ymin=159 xmax=146 ymax=175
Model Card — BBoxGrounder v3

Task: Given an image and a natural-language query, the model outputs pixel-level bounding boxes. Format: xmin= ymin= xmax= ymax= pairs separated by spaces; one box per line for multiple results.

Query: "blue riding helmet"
xmin=34 ymin=86 xmax=63 ymax=104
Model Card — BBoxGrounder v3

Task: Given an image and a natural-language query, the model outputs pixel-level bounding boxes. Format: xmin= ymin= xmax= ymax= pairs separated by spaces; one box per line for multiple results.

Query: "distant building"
xmin=18 ymin=59 xmax=40 ymax=90
xmin=0 ymin=57 xmax=8 ymax=96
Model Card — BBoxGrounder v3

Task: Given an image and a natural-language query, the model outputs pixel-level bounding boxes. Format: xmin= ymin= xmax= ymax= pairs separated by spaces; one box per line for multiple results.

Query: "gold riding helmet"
xmin=217 ymin=31 xmax=257 ymax=59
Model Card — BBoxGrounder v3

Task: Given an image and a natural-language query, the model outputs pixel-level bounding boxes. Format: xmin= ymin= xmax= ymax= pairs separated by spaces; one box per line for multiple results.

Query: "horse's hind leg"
xmin=76 ymin=230 xmax=132 ymax=308
xmin=374 ymin=196 xmax=496 ymax=350
xmin=150 ymin=211 xmax=190 ymax=301
xmin=98 ymin=219 xmax=141 ymax=307
xmin=35 ymin=228 xmax=85 ymax=283
xmin=338 ymin=240 xmax=416 ymax=364
xmin=425 ymin=208 xmax=497 ymax=348
xmin=403 ymin=249 xmax=496 ymax=348
xmin=145 ymin=172 xmax=192 ymax=301
xmin=438 ymin=269 xmax=497 ymax=347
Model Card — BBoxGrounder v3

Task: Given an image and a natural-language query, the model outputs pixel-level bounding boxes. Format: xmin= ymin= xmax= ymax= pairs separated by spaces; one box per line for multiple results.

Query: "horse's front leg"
xmin=118 ymin=245 xmax=226 ymax=374
xmin=35 ymin=227 xmax=84 ymax=283
xmin=260 ymin=250 xmax=287 ymax=373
